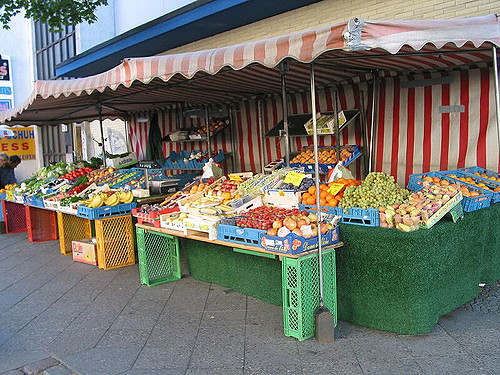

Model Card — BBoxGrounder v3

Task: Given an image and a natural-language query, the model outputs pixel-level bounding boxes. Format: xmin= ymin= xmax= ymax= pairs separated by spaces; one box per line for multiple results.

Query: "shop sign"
xmin=0 ymin=127 xmax=36 ymax=160
xmin=0 ymin=55 xmax=14 ymax=111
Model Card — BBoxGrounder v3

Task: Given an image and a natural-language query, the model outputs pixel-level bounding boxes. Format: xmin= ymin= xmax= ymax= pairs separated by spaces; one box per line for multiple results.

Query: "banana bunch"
xmin=117 ymin=190 xmax=134 ymax=204
xmin=81 ymin=190 xmax=134 ymax=208
xmin=82 ymin=193 xmax=106 ymax=208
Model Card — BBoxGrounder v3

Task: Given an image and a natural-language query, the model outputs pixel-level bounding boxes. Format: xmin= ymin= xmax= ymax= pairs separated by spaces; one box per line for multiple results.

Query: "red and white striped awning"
xmin=1 ymin=14 xmax=499 ymax=125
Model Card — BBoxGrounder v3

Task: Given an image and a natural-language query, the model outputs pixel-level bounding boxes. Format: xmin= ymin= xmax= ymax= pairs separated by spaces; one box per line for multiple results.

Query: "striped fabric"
xmin=1 ymin=15 xmax=498 ymax=124
xmin=130 ymin=67 xmax=499 ymax=184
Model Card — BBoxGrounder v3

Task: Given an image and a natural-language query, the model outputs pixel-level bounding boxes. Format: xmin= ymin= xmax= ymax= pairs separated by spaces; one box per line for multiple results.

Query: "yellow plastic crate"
xmin=95 ymin=214 xmax=135 ymax=270
xmin=57 ymin=212 xmax=92 ymax=255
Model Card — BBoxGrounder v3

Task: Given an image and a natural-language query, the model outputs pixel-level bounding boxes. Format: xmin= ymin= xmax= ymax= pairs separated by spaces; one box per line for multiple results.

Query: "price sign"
xmin=229 ymin=174 xmax=243 ymax=182
xmin=283 ymin=171 xmax=305 ymax=187
xmin=327 ymin=182 xmax=345 ymax=196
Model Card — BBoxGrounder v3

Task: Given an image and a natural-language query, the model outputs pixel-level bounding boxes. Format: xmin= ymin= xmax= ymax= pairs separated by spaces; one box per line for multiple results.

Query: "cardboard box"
xmin=72 ymin=238 xmax=98 ymax=266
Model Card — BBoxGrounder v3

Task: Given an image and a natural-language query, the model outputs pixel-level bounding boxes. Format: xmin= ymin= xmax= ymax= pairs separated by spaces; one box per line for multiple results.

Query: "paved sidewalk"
xmin=0 ymin=232 xmax=499 ymax=375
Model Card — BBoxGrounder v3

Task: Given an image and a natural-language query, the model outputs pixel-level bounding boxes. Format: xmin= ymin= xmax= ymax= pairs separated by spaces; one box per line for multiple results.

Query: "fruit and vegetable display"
xmin=380 ymin=183 xmax=460 ymax=232
xmin=81 ymin=190 xmax=134 ymax=208
xmin=184 ymin=178 xmax=216 ymax=194
xmin=291 ymin=145 xmax=357 ymax=165
xmin=339 ymin=172 xmax=410 ymax=210
xmin=60 ymin=167 xmax=94 ymax=181
xmin=186 ymin=118 xmax=229 ymax=138
xmin=205 ymin=178 xmax=245 ymax=203
xmin=279 ymin=177 xmax=316 ymax=192
xmin=300 ymin=179 xmax=360 ymax=208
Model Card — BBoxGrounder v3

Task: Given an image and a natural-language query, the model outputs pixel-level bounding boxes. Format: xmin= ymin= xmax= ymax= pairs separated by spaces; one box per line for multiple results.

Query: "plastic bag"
xmin=327 ymin=162 xmax=354 ymax=182
xmin=201 ymin=159 xmax=223 ymax=179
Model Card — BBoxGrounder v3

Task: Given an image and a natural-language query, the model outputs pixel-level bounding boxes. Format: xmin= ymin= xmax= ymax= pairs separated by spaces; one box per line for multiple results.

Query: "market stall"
xmin=0 ymin=15 xmax=499 ymax=339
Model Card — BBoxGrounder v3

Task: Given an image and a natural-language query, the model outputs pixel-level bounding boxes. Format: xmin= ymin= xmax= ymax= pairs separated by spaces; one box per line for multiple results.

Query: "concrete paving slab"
xmin=133 ymin=343 xmax=194 ymax=370
xmin=357 ymin=357 xmax=424 ymax=374
xmin=96 ymin=329 xmax=151 ymax=348
xmin=399 ymin=332 xmax=467 ymax=357
xmin=186 ymin=367 xmax=244 ymax=375
xmin=0 ymin=350 xmax=49 ymax=374
xmin=417 ymin=354 xmax=489 ymax=375
xmin=449 ymin=328 xmax=500 ymax=356
xmin=301 ymin=360 xmax=364 ymax=375
xmin=61 ymin=347 xmax=139 ymax=375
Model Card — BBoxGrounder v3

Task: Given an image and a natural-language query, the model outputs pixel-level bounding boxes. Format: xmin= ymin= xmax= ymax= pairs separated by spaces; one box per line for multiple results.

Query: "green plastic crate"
xmin=136 ymin=227 xmax=181 ymax=286
xmin=282 ymin=248 xmax=337 ymax=341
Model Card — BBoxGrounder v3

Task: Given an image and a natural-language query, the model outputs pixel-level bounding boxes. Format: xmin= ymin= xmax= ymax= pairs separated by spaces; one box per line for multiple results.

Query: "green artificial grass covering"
xmin=178 ymin=204 xmax=500 ymax=335
xmin=181 ymin=238 xmax=283 ymax=306
xmin=337 ymin=203 xmax=500 ymax=334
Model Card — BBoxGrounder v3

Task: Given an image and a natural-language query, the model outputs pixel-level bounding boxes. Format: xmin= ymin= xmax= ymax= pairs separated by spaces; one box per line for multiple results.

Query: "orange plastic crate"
xmin=25 ymin=206 xmax=58 ymax=243
xmin=95 ymin=214 xmax=135 ymax=270
xmin=2 ymin=201 xmax=27 ymax=233
xmin=57 ymin=212 xmax=92 ymax=255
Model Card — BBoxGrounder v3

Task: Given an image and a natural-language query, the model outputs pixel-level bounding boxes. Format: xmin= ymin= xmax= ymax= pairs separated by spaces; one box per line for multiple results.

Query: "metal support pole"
xmin=310 ymin=63 xmax=325 ymax=306
xmin=369 ymin=75 xmax=378 ymax=172
xmin=359 ymin=90 xmax=369 ymax=178
xmin=281 ymin=62 xmax=290 ymax=167
xmin=258 ymin=99 xmax=266 ymax=174
xmin=493 ymin=47 xmax=500 ymax=156
xmin=229 ymin=105 xmax=237 ymax=172
xmin=205 ymin=107 xmax=212 ymax=157
xmin=332 ymin=87 xmax=341 ymax=163
xmin=97 ymin=101 xmax=107 ymax=167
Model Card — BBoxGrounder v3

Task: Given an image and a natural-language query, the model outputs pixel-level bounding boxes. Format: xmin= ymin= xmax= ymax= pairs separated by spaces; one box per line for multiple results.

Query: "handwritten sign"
xmin=283 ymin=171 xmax=305 ymax=187
xmin=327 ymin=182 xmax=345 ymax=196
xmin=229 ymin=174 xmax=243 ymax=182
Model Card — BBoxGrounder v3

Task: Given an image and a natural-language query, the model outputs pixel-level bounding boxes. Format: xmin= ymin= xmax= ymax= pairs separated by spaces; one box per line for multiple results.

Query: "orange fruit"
xmin=335 ymin=194 xmax=343 ymax=201
xmin=308 ymin=186 xmax=316 ymax=195
xmin=330 ymin=198 xmax=339 ymax=207
xmin=319 ymin=184 xmax=328 ymax=191
xmin=320 ymin=190 xmax=328 ymax=199
xmin=306 ymin=196 xmax=315 ymax=205
xmin=301 ymin=192 xmax=311 ymax=201
xmin=325 ymin=194 xmax=334 ymax=202
xmin=319 ymin=198 xmax=327 ymax=206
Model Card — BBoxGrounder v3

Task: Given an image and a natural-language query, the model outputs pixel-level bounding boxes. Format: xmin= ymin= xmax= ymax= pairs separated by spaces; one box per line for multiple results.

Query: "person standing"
xmin=0 ymin=153 xmax=7 ymax=168
xmin=0 ymin=153 xmax=8 ymax=190
xmin=0 ymin=155 xmax=21 ymax=189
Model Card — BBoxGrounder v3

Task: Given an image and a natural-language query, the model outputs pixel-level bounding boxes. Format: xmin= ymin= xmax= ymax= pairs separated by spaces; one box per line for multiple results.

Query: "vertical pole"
xmin=205 ymin=107 xmax=212 ymax=157
xmin=310 ymin=63 xmax=325 ymax=305
xmin=333 ymin=87 xmax=341 ymax=164
xmin=98 ymin=101 xmax=107 ymax=167
xmin=493 ymin=47 xmax=500 ymax=155
xmin=281 ymin=62 xmax=290 ymax=166
xmin=258 ymin=99 xmax=266 ymax=174
xmin=229 ymin=105 xmax=237 ymax=172
xmin=369 ymin=75 xmax=378 ymax=172
xmin=359 ymin=90 xmax=369 ymax=178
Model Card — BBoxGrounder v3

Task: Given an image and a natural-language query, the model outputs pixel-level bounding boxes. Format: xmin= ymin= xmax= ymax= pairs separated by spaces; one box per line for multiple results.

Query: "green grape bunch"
xmin=339 ymin=172 xmax=410 ymax=211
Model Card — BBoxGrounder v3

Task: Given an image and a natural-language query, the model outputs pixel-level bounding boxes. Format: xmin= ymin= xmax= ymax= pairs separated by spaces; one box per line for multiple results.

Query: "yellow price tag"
xmin=283 ymin=171 xmax=306 ymax=187
xmin=229 ymin=174 xmax=243 ymax=182
xmin=327 ymin=182 xmax=345 ymax=196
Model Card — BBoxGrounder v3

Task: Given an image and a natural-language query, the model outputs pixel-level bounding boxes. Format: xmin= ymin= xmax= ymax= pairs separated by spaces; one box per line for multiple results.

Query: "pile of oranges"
xmin=291 ymin=147 xmax=353 ymax=165
xmin=300 ymin=178 xmax=361 ymax=207
xmin=447 ymin=174 xmax=500 ymax=193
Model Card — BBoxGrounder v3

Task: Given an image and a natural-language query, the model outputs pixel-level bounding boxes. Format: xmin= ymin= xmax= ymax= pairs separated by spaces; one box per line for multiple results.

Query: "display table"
xmin=336 ymin=203 xmax=500 ymax=334
xmin=139 ymin=203 xmax=500 ymax=336
xmin=136 ymin=223 xmax=341 ymax=341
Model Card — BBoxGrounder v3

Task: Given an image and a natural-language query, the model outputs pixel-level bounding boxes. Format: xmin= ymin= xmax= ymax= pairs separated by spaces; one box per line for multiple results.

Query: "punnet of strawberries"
xmin=235 ymin=206 xmax=302 ymax=230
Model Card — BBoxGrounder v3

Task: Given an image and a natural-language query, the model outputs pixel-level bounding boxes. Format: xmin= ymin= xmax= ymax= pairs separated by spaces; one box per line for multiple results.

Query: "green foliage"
xmin=1 ymin=0 xmax=108 ymax=32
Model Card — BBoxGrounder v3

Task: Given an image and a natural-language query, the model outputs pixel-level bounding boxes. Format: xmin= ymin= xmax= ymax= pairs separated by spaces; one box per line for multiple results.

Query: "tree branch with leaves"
xmin=1 ymin=0 xmax=108 ymax=31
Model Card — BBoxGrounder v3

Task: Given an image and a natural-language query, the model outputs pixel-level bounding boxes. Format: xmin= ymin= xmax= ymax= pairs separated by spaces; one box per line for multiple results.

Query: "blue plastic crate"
xmin=217 ymin=224 xmax=265 ymax=247
xmin=461 ymin=194 xmax=492 ymax=212
xmin=408 ymin=171 xmax=493 ymax=212
xmin=457 ymin=166 xmax=500 ymax=181
xmin=260 ymin=226 xmax=339 ymax=255
xmin=77 ymin=202 xmax=137 ymax=220
xmin=300 ymin=204 xmax=379 ymax=227
xmin=299 ymin=204 xmax=340 ymax=215
xmin=436 ymin=169 xmax=499 ymax=206
xmin=407 ymin=172 xmax=444 ymax=192
xmin=442 ymin=169 xmax=500 ymax=204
